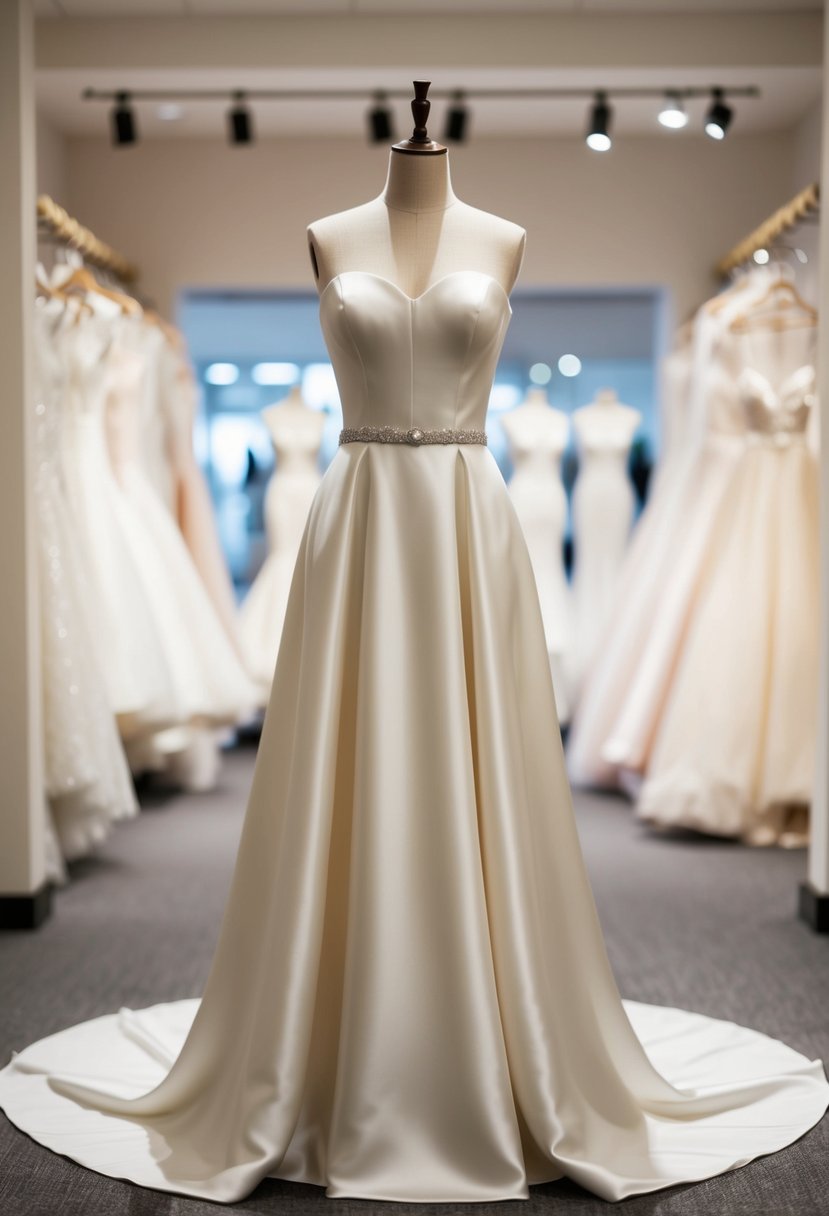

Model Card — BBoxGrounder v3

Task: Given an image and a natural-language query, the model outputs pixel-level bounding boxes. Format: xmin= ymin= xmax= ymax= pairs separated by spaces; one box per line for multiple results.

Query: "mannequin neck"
xmin=522 ymin=387 xmax=550 ymax=407
xmin=381 ymin=150 xmax=458 ymax=213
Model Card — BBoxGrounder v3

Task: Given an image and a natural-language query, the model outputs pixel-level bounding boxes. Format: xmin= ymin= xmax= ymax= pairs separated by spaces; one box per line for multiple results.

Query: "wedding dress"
xmin=57 ymin=302 xmax=180 ymax=739
xmin=33 ymin=298 xmax=137 ymax=861
xmin=503 ymin=398 xmax=572 ymax=722
xmin=103 ymin=319 xmax=257 ymax=736
xmin=637 ymin=360 xmax=819 ymax=840
xmin=239 ymin=398 xmax=325 ymax=697
xmin=568 ymin=393 xmax=640 ymax=700
xmin=1 ymin=270 xmax=826 ymax=1205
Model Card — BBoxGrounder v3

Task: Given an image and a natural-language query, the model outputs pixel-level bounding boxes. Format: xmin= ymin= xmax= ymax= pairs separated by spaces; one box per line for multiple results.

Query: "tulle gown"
xmin=33 ymin=298 xmax=137 ymax=863
xmin=637 ymin=362 xmax=819 ymax=839
xmin=1 ymin=269 xmax=826 ymax=1205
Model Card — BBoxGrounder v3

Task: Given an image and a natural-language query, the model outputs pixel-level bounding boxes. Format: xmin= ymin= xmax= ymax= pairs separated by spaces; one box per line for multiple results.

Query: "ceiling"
xmin=36 ymin=64 xmax=821 ymax=139
xmin=34 ymin=1 xmax=822 ymax=139
xmin=32 ymin=0 xmax=825 ymax=15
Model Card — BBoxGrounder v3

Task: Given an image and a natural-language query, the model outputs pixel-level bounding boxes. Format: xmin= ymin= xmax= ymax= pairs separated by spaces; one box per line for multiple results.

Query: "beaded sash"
xmin=339 ymin=425 xmax=487 ymax=447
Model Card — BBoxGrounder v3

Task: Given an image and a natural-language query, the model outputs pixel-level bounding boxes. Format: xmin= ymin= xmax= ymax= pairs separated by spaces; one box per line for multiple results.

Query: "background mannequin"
xmin=239 ymin=386 xmax=325 ymax=697
xmin=569 ymin=388 xmax=641 ymax=698
xmin=502 ymin=386 xmax=572 ymax=722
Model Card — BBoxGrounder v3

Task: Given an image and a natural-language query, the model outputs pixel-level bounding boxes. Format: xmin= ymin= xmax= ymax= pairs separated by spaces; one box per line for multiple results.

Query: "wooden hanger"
xmin=729 ymin=277 xmax=817 ymax=333
xmin=60 ymin=264 xmax=143 ymax=317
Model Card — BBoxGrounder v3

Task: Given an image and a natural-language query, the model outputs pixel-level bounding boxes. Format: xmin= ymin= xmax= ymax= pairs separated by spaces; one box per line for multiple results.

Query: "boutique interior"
xmin=2 ymin=1 xmax=829 ymax=1213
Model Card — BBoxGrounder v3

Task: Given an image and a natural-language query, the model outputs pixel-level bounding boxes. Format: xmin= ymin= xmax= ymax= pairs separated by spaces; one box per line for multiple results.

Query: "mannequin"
xmin=307 ymin=85 xmax=525 ymax=298
xmin=239 ymin=385 xmax=326 ymax=696
xmin=502 ymin=386 xmax=572 ymax=721
xmin=569 ymin=389 xmax=641 ymax=698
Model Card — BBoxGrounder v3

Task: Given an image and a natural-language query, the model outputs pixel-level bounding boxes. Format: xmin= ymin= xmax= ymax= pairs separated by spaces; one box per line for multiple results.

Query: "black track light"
xmin=111 ymin=91 xmax=137 ymax=147
xmin=368 ymin=92 xmax=394 ymax=144
xmin=228 ymin=92 xmax=254 ymax=145
xmin=705 ymin=88 xmax=733 ymax=141
xmin=444 ymin=91 xmax=469 ymax=143
xmin=586 ymin=91 xmax=612 ymax=152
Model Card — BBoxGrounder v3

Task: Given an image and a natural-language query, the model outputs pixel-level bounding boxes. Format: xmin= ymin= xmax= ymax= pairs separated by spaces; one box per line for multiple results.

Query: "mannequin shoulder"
xmin=306 ymin=202 xmax=379 ymax=280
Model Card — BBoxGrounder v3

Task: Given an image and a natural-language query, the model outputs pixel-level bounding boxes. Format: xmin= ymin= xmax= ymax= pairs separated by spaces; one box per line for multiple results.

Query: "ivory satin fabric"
xmin=1 ymin=270 xmax=827 ymax=1204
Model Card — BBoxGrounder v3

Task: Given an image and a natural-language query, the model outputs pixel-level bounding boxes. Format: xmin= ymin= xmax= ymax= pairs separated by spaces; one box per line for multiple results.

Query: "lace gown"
xmin=33 ymin=299 xmax=137 ymax=861
xmin=637 ymin=363 xmax=819 ymax=839
xmin=0 ymin=270 xmax=826 ymax=1205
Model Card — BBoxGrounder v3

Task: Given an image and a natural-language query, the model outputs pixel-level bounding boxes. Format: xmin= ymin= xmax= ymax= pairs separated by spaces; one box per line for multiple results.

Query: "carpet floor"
xmin=1 ymin=747 xmax=827 ymax=1216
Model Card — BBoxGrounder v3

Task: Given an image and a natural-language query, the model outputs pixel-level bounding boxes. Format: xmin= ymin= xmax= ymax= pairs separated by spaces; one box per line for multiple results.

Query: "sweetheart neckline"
xmin=738 ymin=363 xmax=816 ymax=404
xmin=318 ymin=269 xmax=513 ymax=313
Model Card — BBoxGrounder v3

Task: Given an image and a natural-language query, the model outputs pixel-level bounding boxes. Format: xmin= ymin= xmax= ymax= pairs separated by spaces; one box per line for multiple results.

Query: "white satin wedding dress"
xmin=1 ymin=269 xmax=826 ymax=1205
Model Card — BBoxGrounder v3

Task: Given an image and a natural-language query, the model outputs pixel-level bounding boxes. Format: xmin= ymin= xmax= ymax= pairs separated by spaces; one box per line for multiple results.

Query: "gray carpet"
xmin=1 ymin=748 xmax=827 ymax=1216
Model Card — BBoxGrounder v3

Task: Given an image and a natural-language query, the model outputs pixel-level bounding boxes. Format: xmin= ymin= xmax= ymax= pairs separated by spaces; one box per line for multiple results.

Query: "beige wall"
xmin=36 ymin=110 xmax=66 ymax=201
xmin=63 ymin=130 xmax=796 ymax=325
xmin=792 ymin=96 xmax=823 ymax=190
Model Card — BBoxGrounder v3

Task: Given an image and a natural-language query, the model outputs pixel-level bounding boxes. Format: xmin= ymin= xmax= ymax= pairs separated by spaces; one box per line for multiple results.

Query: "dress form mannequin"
xmin=569 ymin=389 xmax=641 ymax=699
xmin=502 ymin=387 xmax=572 ymax=721
xmin=239 ymin=386 xmax=326 ymax=696
xmin=307 ymin=85 xmax=525 ymax=298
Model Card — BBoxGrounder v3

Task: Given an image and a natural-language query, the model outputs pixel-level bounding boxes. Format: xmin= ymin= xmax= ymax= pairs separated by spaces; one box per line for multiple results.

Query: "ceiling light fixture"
xmin=111 ymin=91 xmax=137 ymax=146
xmin=586 ymin=92 xmax=612 ymax=152
xmin=228 ymin=92 xmax=254 ymax=145
xmin=157 ymin=102 xmax=183 ymax=122
xmin=705 ymin=88 xmax=733 ymax=140
xmin=444 ymin=91 xmax=469 ymax=143
xmin=658 ymin=91 xmax=688 ymax=130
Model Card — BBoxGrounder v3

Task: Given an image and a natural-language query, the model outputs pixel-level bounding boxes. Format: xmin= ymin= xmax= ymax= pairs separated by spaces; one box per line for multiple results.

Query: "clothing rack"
xmin=715 ymin=182 xmax=820 ymax=278
xmin=36 ymin=194 xmax=139 ymax=285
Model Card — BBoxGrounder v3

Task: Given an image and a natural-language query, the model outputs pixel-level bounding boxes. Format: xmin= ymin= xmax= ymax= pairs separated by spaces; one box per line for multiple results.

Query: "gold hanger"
xmin=729 ymin=277 xmax=817 ymax=333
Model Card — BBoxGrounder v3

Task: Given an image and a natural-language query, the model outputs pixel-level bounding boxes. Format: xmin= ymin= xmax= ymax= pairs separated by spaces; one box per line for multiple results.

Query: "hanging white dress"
xmin=239 ymin=399 xmax=325 ymax=697
xmin=637 ymin=359 xmax=819 ymax=840
xmin=0 ymin=269 xmax=826 ymax=1205
xmin=164 ymin=348 xmax=244 ymax=658
xmin=57 ymin=304 xmax=180 ymax=740
xmin=503 ymin=400 xmax=572 ymax=722
xmin=566 ymin=277 xmax=770 ymax=789
xmin=33 ymin=298 xmax=137 ymax=860
xmin=568 ymin=395 xmax=640 ymax=699
xmin=102 ymin=319 xmax=257 ymax=738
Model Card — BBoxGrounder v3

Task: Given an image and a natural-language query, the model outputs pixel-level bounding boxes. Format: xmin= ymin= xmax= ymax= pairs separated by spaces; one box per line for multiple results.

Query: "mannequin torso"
xmin=307 ymin=150 xmax=525 ymax=301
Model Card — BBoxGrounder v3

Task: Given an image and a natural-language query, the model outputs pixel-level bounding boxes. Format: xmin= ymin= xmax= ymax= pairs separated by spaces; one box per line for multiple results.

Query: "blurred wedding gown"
xmin=567 ymin=274 xmax=769 ymax=787
xmin=239 ymin=390 xmax=324 ymax=697
xmin=1 ymin=268 xmax=826 ymax=1205
xmin=568 ymin=391 xmax=640 ymax=699
xmin=503 ymin=391 xmax=572 ymax=722
xmin=57 ymin=300 xmax=181 ymax=740
xmin=637 ymin=353 xmax=819 ymax=841
xmin=33 ymin=297 xmax=138 ymax=865
xmin=102 ymin=318 xmax=257 ymax=744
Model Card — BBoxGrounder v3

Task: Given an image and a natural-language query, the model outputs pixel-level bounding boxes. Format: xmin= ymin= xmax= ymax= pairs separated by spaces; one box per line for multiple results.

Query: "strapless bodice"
xmin=739 ymin=364 xmax=816 ymax=446
xmin=319 ymin=271 xmax=512 ymax=432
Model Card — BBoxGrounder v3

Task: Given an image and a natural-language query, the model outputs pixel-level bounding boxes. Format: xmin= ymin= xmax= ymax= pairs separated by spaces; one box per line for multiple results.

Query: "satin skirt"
xmin=1 ymin=443 xmax=826 ymax=1204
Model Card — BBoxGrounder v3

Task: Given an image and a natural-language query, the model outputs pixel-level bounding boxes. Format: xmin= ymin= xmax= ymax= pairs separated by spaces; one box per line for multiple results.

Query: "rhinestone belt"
xmin=339 ymin=425 xmax=487 ymax=446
